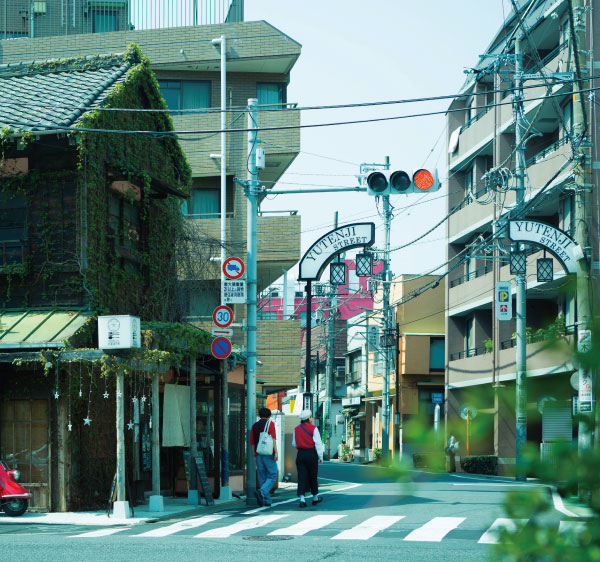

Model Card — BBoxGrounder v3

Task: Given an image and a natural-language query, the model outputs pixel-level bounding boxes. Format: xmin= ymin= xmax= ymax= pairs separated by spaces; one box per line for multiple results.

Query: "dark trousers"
xmin=296 ymin=448 xmax=319 ymax=496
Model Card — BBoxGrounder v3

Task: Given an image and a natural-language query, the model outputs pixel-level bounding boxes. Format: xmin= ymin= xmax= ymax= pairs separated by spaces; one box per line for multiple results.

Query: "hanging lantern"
xmin=537 ymin=258 xmax=553 ymax=282
xmin=355 ymin=252 xmax=373 ymax=277
xmin=510 ymin=251 xmax=527 ymax=275
xmin=330 ymin=261 xmax=347 ymax=285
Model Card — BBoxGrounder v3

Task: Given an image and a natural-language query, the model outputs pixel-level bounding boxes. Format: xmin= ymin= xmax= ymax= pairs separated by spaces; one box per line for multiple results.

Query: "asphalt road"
xmin=0 ymin=462 xmax=566 ymax=562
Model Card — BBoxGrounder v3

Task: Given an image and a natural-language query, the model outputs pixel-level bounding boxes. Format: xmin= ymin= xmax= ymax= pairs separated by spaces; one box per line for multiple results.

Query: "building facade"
xmin=445 ymin=0 xmax=598 ymax=473
xmin=0 ymin=10 xmax=304 ymax=393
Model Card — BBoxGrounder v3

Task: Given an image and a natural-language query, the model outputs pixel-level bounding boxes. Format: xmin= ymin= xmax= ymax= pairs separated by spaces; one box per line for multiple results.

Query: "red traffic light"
xmin=413 ymin=169 xmax=435 ymax=191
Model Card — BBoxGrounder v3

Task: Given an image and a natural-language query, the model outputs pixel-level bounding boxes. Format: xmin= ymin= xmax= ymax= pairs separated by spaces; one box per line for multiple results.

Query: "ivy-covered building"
xmin=0 ymin=46 xmax=241 ymax=511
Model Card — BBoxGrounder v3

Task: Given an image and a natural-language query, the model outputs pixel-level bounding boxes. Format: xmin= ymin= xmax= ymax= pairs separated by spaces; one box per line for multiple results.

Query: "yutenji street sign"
xmin=223 ymin=257 xmax=245 ymax=280
xmin=496 ymin=281 xmax=512 ymax=321
xmin=508 ymin=220 xmax=585 ymax=274
xmin=222 ymin=279 xmax=246 ymax=304
xmin=212 ymin=305 xmax=233 ymax=328
xmin=298 ymin=222 xmax=375 ymax=281
xmin=211 ymin=337 xmax=232 ymax=360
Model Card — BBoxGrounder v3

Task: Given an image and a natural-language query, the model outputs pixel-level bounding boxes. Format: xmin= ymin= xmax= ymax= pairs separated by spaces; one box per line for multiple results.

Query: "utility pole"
xmin=244 ymin=98 xmax=259 ymax=505
xmin=514 ymin=37 xmax=528 ymax=481
xmin=571 ymin=0 xmax=594 ymax=453
xmin=325 ymin=212 xmax=339 ymax=459
xmin=381 ymin=156 xmax=391 ymax=461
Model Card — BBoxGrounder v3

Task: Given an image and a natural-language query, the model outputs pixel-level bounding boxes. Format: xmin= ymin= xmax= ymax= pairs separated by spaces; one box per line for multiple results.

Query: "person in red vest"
xmin=292 ymin=409 xmax=324 ymax=508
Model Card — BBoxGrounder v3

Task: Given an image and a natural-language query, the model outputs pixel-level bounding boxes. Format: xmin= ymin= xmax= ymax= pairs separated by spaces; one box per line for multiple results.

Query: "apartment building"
xmin=0 ymin=3 xmax=303 ymax=393
xmin=445 ymin=0 xmax=598 ymax=472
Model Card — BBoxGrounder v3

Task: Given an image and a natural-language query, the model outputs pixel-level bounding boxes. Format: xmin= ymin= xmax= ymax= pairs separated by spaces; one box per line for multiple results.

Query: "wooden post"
xmin=152 ymin=371 xmax=160 ymax=496
xmin=116 ymin=371 xmax=126 ymax=502
xmin=189 ymin=357 xmax=197 ymax=492
xmin=57 ymin=398 xmax=70 ymax=512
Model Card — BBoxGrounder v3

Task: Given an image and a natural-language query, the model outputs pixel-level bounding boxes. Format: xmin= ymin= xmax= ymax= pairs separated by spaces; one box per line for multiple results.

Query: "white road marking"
xmin=403 ymin=517 xmax=465 ymax=542
xmin=452 ymin=483 xmax=546 ymax=487
xmin=478 ymin=518 xmax=527 ymax=544
xmin=242 ymin=483 xmax=361 ymax=515
xmin=551 ymin=487 xmax=579 ymax=517
xmin=70 ymin=527 xmax=127 ymax=538
xmin=195 ymin=514 xmax=288 ymax=538
xmin=132 ymin=514 xmax=229 ymax=537
xmin=331 ymin=515 xmax=404 ymax=540
xmin=559 ymin=520 xmax=586 ymax=534
xmin=269 ymin=514 xmax=346 ymax=536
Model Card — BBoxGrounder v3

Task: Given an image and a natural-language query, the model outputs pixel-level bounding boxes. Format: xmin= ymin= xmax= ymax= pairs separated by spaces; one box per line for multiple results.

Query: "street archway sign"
xmin=508 ymin=220 xmax=585 ymax=274
xmin=298 ymin=222 xmax=376 ymax=281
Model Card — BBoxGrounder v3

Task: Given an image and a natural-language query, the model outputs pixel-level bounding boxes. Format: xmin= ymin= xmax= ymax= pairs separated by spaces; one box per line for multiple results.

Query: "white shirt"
xmin=292 ymin=425 xmax=324 ymax=462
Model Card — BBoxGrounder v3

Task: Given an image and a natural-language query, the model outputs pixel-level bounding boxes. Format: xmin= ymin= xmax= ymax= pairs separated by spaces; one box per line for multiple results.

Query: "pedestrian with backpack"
xmin=250 ymin=407 xmax=278 ymax=506
xmin=293 ymin=410 xmax=324 ymax=508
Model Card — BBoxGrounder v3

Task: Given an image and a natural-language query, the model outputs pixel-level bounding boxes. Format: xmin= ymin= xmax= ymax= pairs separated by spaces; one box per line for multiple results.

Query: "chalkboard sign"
xmin=183 ymin=451 xmax=214 ymax=506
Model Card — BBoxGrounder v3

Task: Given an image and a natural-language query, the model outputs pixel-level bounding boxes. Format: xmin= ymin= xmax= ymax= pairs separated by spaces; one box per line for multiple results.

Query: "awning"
xmin=0 ymin=309 xmax=90 ymax=349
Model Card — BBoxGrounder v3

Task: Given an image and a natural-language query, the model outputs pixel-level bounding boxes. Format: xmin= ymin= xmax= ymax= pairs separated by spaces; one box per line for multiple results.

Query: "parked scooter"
xmin=0 ymin=460 xmax=31 ymax=516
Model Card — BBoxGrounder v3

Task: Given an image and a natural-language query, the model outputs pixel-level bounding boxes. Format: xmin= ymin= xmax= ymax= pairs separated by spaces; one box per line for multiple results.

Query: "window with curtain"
xmin=257 ymin=82 xmax=287 ymax=109
xmin=186 ymin=188 xmax=220 ymax=217
xmin=157 ymin=80 xmax=211 ymax=111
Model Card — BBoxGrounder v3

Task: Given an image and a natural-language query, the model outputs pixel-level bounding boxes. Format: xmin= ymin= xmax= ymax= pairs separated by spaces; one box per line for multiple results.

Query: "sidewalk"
xmin=0 ymin=483 xmax=299 ymax=527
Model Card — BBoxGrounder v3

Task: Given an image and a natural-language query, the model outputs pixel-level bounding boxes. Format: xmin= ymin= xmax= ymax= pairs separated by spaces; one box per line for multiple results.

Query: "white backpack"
xmin=256 ymin=420 xmax=274 ymax=456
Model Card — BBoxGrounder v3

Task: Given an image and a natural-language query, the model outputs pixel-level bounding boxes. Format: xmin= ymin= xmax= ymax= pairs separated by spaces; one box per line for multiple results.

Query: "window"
xmin=0 ymin=192 xmax=26 ymax=266
xmin=346 ymin=350 xmax=361 ymax=384
xmin=466 ymin=316 xmax=475 ymax=354
xmin=429 ymin=337 xmax=445 ymax=370
xmin=465 ymin=163 xmax=474 ymax=193
xmin=108 ymin=193 xmax=140 ymax=269
xmin=257 ymin=82 xmax=287 ymax=109
xmin=189 ymin=282 xmax=221 ymax=317
xmin=93 ymin=12 xmax=117 ymax=33
xmin=561 ymin=100 xmax=573 ymax=139
xmin=157 ymin=80 xmax=211 ymax=111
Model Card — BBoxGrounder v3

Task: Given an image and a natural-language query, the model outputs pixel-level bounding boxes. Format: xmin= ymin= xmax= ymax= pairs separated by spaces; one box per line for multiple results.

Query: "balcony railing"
xmin=500 ymin=324 xmax=576 ymax=350
xmin=2 ymin=0 xmax=244 ymax=40
xmin=449 ymin=346 xmax=487 ymax=361
xmin=460 ymin=105 xmax=493 ymax=133
xmin=525 ymin=40 xmax=569 ymax=73
xmin=449 ymin=264 xmax=493 ymax=288
xmin=525 ymin=136 xmax=570 ymax=168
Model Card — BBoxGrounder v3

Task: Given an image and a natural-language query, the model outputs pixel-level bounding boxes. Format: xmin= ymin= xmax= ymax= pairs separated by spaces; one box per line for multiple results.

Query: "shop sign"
xmin=98 ymin=315 xmax=141 ymax=350
xmin=342 ymin=396 xmax=361 ymax=406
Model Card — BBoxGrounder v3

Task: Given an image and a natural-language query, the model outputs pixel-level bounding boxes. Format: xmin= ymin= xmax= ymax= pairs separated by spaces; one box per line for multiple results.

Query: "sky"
xmin=243 ymin=0 xmax=510 ymax=287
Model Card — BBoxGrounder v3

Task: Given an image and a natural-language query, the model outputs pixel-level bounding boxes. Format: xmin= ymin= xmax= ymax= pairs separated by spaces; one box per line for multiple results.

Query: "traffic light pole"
xmin=245 ymin=98 xmax=258 ymax=505
xmin=381 ymin=191 xmax=392 ymax=461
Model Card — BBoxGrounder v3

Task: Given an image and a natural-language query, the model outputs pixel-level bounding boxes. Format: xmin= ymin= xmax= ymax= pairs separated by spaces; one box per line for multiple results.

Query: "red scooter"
xmin=0 ymin=460 xmax=31 ymax=516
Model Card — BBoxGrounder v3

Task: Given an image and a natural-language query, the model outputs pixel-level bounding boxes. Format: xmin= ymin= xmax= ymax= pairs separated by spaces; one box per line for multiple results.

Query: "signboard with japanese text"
xmin=578 ymin=329 xmax=593 ymax=412
xmin=222 ymin=279 xmax=246 ymax=304
xmin=496 ymin=282 xmax=512 ymax=321
xmin=98 ymin=315 xmax=141 ymax=350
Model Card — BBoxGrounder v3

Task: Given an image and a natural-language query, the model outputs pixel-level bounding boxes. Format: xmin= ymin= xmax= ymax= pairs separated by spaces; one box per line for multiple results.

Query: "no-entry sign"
xmin=211 ymin=337 xmax=232 ymax=360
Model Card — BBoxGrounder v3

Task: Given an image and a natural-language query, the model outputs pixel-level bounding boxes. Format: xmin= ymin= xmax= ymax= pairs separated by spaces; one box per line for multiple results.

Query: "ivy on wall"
xmin=0 ymin=44 xmax=192 ymax=320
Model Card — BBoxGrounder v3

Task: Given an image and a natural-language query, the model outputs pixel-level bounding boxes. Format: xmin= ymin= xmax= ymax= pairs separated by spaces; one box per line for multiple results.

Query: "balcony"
xmin=448 ymin=333 xmax=574 ymax=388
xmin=172 ymin=103 xmax=300 ymax=182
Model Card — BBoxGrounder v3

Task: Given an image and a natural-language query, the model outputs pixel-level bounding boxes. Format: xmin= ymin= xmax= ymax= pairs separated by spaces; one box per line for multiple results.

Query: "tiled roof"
xmin=0 ymin=54 xmax=132 ymax=133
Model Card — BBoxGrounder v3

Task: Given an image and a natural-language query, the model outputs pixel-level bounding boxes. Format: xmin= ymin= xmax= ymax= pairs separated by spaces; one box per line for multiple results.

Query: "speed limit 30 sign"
xmin=212 ymin=305 xmax=233 ymax=328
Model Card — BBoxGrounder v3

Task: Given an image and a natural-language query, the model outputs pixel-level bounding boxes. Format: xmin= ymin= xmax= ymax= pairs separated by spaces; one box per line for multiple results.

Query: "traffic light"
xmin=366 ymin=169 xmax=439 ymax=196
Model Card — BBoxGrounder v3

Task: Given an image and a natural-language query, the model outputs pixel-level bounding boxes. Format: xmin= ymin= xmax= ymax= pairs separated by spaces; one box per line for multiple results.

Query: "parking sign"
xmin=496 ymin=281 xmax=512 ymax=321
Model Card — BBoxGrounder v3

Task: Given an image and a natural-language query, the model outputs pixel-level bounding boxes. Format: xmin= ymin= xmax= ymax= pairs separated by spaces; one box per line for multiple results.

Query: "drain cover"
xmin=243 ymin=535 xmax=294 ymax=541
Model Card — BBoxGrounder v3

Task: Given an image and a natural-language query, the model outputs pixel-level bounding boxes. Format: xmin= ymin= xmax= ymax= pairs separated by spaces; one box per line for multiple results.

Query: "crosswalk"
xmin=66 ymin=512 xmax=583 ymax=544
